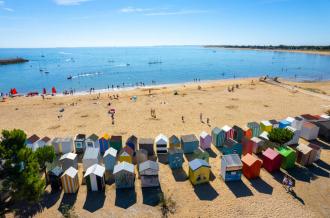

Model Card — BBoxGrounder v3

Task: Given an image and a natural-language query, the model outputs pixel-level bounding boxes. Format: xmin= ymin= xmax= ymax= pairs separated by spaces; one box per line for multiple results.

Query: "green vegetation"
xmin=268 ymin=128 xmax=294 ymax=145
xmin=300 ymin=87 xmax=327 ymax=95
xmin=205 ymin=45 xmax=330 ymax=51
xmin=35 ymin=146 xmax=55 ymax=184
xmin=159 ymin=192 xmax=176 ymax=218
xmin=0 ymin=129 xmax=47 ymax=203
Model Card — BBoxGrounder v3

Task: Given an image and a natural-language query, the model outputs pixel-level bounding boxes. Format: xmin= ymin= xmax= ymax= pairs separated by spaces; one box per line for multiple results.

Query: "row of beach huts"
xmin=25 ymin=113 xmax=330 ymax=194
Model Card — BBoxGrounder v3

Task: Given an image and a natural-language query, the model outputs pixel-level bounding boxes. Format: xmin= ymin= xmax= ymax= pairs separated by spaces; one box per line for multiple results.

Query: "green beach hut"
xmin=110 ymin=135 xmax=123 ymax=151
xmin=276 ymin=146 xmax=296 ymax=169
xmin=193 ymin=148 xmax=210 ymax=163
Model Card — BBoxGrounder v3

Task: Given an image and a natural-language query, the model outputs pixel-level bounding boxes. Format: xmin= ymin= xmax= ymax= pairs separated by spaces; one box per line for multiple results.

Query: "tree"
xmin=268 ymin=128 xmax=294 ymax=145
xmin=35 ymin=146 xmax=55 ymax=184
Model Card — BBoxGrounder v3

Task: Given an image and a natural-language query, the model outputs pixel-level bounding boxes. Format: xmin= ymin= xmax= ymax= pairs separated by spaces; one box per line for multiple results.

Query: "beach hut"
xmin=118 ymin=146 xmax=134 ymax=163
xmin=113 ymin=162 xmax=135 ymax=189
xmin=314 ymin=120 xmax=330 ymax=142
xmin=155 ymin=134 xmax=168 ymax=155
xmin=188 ymin=159 xmax=210 ymax=185
xmin=193 ymin=148 xmax=210 ymax=163
xmin=301 ymin=114 xmax=319 ymax=122
xmin=168 ymin=148 xmax=184 ymax=169
xmin=300 ymin=122 xmax=320 ymax=140
xmin=320 ymin=114 xmax=330 ymax=120
xmin=307 ymin=143 xmax=321 ymax=161
xmin=38 ymin=136 xmax=51 ymax=148
xmin=262 ymin=148 xmax=282 ymax=173
xmin=291 ymin=116 xmax=304 ymax=130
xmin=199 ymin=131 xmax=212 ymax=150
xmin=84 ymin=164 xmax=105 ymax=192
xmin=169 ymin=135 xmax=180 ymax=149
xmin=276 ymin=146 xmax=296 ymax=169
xmin=136 ymin=149 xmax=148 ymax=166
xmin=259 ymin=131 xmax=269 ymax=141
xmin=211 ymin=127 xmax=223 ymax=147
xmin=296 ymin=143 xmax=313 ymax=166
xmin=284 ymin=126 xmax=301 ymax=145
xmin=74 ymin=134 xmax=86 ymax=154
xmin=61 ymin=167 xmax=79 ymax=194
xmin=242 ymin=137 xmax=253 ymax=155
xmin=233 ymin=125 xmax=244 ymax=143
xmin=139 ymin=160 xmax=160 ymax=187
xmin=181 ymin=134 xmax=199 ymax=153
xmin=48 ymin=166 xmax=63 ymax=191
xmin=220 ymin=154 xmax=243 ymax=182
xmin=82 ymin=147 xmax=101 ymax=172
xmin=99 ymin=133 xmax=110 ymax=153
xmin=110 ymin=135 xmax=123 ymax=151
xmin=52 ymin=137 xmax=74 ymax=154
xmin=103 ymin=147 xmax=117 ymax=172
xmin=26 ymin=134 xmax=40 ymax=151
xmin=241 ymin=153 xmax=262 ymax=179
xmin=247 ymin=122 xmax=261 ymax=137
xmin=269 ymin=119 xmax=279 ymax=128
xmin=260 ymin=120 xmax=272 ymax=133
xmin=126 ymin=135 xmax=138 ymax=151
xmin=222 ymin=125 xmax=234 ymax=140
xmin=222 ymin=139 xmax=242 ymax=156
xmin=251 ymin=137 xmax=265 ymax=154
xmin=279 ymin=120 xmax=291 ymax=129
xmin=60 ymin=152 xmax=78 ymax=171
xmin=243 ymin=126 xmax=253 ymax=139
xmin=139 ymin=138 xmax=155 ymax=156
xmin=85 ymin=134 xmax=99 ymax=149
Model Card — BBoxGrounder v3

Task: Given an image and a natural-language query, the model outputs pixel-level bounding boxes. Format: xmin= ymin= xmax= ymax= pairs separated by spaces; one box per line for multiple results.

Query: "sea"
xmin=0 ymin=46 xmax=330 ymax=94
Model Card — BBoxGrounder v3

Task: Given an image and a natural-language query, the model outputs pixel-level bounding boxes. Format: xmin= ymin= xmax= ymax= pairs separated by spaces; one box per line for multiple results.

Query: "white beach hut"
xmin=85 ymin=134 xmax=100 ymax=149
xmin=26 ymin=134 xmax=40 ymax=151
xmin=83 ymin=147 xmax=101 ymax=172
xmin=155 ymin=134 xmax=168 ymax=155
xmin=84 ymin=164 xmax=106 ymax=192
xmin=285 ymin=126 xmax=301 ymax=145
xmin=52 ymin=137 xmax=74 ymax=154
xmin=300 ymin=122 xmax=320 ymax=140
xmin=60 ymin=152 xmax=78 ymax=171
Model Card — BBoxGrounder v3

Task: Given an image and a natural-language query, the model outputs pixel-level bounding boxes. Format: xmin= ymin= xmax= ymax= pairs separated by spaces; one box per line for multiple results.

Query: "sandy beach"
xmin=1 ymin=78 xmax=330 ymax=218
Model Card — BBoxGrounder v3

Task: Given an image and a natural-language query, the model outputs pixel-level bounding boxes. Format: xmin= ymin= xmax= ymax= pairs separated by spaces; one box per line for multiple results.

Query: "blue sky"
xmin=0 ymin=0 xmax=329 ymax=48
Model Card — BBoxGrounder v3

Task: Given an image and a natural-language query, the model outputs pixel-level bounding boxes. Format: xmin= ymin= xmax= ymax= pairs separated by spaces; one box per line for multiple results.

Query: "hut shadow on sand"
xmin=310 ymin=139 xmax=330 ymax=150
xmin=315 ymin=159 xmax=330 ymax=171
xmin=83 ymin=191 xmax=105 ymax=213
xmin=250 ymin=177 xmax=273 ymax=195
xmin=115 ymin=188 xmax=137 ymax=209
xmin=206 ymin=148 xmax=217 ymax=158
xmin=58 ymin=193 xmax=77 ymax=215
xmin=171 ymin=168 xmax=187 ymax=182
xmin=184 ymin=153 xmax=194 ymax=162
xmin=193 ymin=183 xmax=219 ymax=201
xmin=158 ymin=154 xmax=168 ymax=165
xmin=225 ymin=181 xmax=253 ymax=198
xmin=142 ymin=186 xmax=163 ymax=206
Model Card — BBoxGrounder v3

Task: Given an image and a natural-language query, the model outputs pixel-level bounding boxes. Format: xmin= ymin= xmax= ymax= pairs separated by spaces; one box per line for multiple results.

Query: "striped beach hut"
xmin=260 ymin=120 xmax=273 ymax=133
xmin=222 ymin=125 xmax=234 ymax=140
xmin=155 ymin=134 xmax=168 ymax=155
xmin=61 ymin=167 xmax=79 ymax=193
xmin=247 ymin=122 xmax=261 ymax=137
xmin=103 ymin=147 xmax=117 ymax=172
xmin=169 ymin=135 xmax=180 ymax=149
xmin=139 ymin=138 xmax=155 ymax=156
xmin=199 ymin=131 xmax=212 ymax=150
xmin=84 ymin=164 xmax=105 ymax=191
xmin=296 ymin=143 xmax=314 ymax=166
xmin=211 ymin=127 xmax=222 ymax=147
xmin=126 ymin=135 xmax=138 ymax=152
xmin=99 ymin=133 xmax=110 ymax=153
xmin=110 ymin=135 xmax=123 ymax=151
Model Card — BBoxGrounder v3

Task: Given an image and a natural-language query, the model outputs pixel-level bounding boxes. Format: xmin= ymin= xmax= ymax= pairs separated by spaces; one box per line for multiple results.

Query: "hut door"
xmin=96 ymin=176 xmax=103 ymax=191
xmin=86 ymin=176 xmax=91 ymax=190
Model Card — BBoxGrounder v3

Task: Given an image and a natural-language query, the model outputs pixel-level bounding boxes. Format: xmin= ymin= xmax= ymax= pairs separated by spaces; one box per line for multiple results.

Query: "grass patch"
xmin=300 ymin=87 xmax=327 ymax=95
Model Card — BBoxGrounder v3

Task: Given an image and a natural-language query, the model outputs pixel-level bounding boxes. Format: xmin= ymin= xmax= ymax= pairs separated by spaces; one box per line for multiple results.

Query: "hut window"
xmin=87 ymin=142 xmax=93 ymax=147
xmin=196 ymin=175 xmax=201 ymax=181
xmin=76 ymin=142 xmax=82 ymax=148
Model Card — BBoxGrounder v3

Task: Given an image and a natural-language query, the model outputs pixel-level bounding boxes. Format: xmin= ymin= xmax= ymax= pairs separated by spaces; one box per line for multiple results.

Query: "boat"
xmin=148 ymin=59 xmax=162 ymax=65
xmin=67 ymin=75 xmax=72 ymax=80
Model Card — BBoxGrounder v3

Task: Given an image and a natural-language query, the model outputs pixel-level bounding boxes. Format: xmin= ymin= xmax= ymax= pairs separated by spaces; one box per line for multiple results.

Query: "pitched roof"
xmin=139 ymin=138 xmax=154 ymax=145
xmin=139 ymin=160 xmax=159 ymax=172
xmin=222 ymin=125 xmax=232 ymax=132
xmin=49 ymin=166 xmax=63 ymax=177
xmin=247 ymin=122 xmax=259 ymax=127
xmin=189 ymin=158 xmax=210 ymax=171
xmin=222 ymin=154 xmax=242 ymax=167
xmin=212 ymin=127 xmax=221 ymax=135
xmin=110 ymin=135 xmax=122 ymax=142
xmin=119 ymin=146 xmax=134 ymax=156
xmin=224 ymin=138 xmax=239 ymax=148
xmin=261 ymin=120 xmax=272 ymax=126
xmin=27 ymin=134 xmax=40 ymax=144
xmin=169 ymin=135 xmax=180 ymax=144
xmin=63 ymin=167 xmax=78 ymax=178
xmin=269 ymin=120 xmax=279 ymax=125
xmin=87 ymin=133 xmax=99 ymax=141
xmin=251 ymin=137 xmax=263 ymax=144
xmin=303 ymin=122 xmax=317 ymax=129
xmin=155 ymin=134 xmax=168 ymax=145
xmin=286 ymin=117 xmax=295 ymax=123
xmin=296 ymin=143 xmax=313 ymax=155
xmin=104 ymin=147 xmax=117 ymax=158
xmin=60 ymin=152 xmax=77 ymax=161
xmin=241 ymin=153 xmax=260 ymax=166
xmin=280 ymin=120 xmax=290 ymax=125
xmin=181 ymin=134 xmax=198 ymax=143
xmin=75 ymin=134 xmax=86 ymax=140
xmin=113 ymin=162 xmax=134 ymax=174
xmin=263 ymin=148 xmax=280 ymax=160
xmin=84 ymin=164 xmax=105 ymax=177
xmin=41 ymin=136 xmax=51 ymax=143
xmin=276 ymin=146 xmax=295 ymax=157
xmin=83 ymin=147 xmax=100 ymax=160
xmin=301 ymin=114 xmax=319 ymax=121
xmin=52 ymin=137 xmax=73 ymax=143
xmin=259 ymin=131 xmax=269 ymax=140
xmin=200 ymin=131 xmax=210 ymax=139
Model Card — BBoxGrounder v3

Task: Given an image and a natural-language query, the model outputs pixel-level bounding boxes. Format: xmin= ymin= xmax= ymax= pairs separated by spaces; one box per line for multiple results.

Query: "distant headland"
xmin=0 ymin=57 xmax=29 ymax=65
xmin=205 ymin=45 xmax=330 ymax=56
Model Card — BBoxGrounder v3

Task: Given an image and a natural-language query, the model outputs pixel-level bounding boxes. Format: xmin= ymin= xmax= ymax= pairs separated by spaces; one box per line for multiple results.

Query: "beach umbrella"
xmin=52 ymin=87 xmax=57 ymax=94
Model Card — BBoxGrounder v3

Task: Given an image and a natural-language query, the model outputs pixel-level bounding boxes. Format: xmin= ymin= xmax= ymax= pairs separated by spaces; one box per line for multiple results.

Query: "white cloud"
xmin=145 ymin=10 xmax=209 ymax=16
xmin=3 ymin=7 xmax=13 ymax=12
xmin=54 ymin=0 xmax=91 ymax=6
xmin=0 ymin=1 xmax=4 ymax=6
xmin=119 ymin=7 xmax=152 ymax=13
xmin=0 ymin=1 xmax=14 ymax=12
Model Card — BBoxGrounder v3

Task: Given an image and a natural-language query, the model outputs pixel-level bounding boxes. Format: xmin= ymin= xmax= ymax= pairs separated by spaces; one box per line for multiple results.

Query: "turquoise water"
xmin=0 ymin=46 xmax=329 ymax=93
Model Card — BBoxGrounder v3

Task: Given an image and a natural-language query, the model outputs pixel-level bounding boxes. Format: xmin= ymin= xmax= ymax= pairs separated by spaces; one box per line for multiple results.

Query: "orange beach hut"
xmin=241 ymin=153 xmax=262 ymax=179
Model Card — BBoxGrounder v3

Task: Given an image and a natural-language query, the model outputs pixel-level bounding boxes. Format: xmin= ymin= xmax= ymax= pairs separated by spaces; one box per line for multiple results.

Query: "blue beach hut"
xmin=181 ymin=134 xmax=199 ymax=154
xmin=222 ymin=138 xmax=243 ymax=156
xmin=279 ymin=120 xmax=291 ymax=129
xmin=99 ymin=133 xmax=110 ymax=153
xmin=168 ymin=147 xmax=184 ymax=169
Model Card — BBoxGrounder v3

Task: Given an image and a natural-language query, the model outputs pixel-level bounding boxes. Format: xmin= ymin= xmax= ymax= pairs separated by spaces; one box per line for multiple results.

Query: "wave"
xmin=59 ymin=52 xmax=73 ymax=55
xmin=71 ymin=72 xmax=103 ymax=79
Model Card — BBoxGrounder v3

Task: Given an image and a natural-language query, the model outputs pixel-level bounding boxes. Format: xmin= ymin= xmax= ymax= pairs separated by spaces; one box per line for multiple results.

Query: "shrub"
xmin=326 ymin=109 xmax=330 ymax=116
xmin=268 ymin=128 xmax=294 ymax=145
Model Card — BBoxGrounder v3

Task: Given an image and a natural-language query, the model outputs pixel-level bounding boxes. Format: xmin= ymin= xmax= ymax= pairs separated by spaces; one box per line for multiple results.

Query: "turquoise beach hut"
xmin=168 ymin=147 xmax=184 ymax=169
xmin=222 ymin=139 xmax=242 ymax=156
xmin=181 ymin=134 xmax=199 ymax=154
xmin=247 ymin=122 xmax=261 ymax=137
xmin=212 ymin=127 xmax=222 ymax=147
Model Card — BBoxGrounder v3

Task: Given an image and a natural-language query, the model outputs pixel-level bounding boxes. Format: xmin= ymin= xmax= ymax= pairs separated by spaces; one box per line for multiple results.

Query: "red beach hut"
xmin=242 ymin=137 xmax=253 ymax=155
xmin=52 ymin=87 xmax=57 ymax=95
xmin=241 ymin=153 xmax=262 ymax=179
xmin=262 ymin=148 xmax=282 ymax=173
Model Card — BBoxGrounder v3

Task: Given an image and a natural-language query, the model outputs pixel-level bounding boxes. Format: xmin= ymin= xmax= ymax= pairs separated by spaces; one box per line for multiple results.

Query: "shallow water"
xmin=0 ymin=46 xmax=329 ymax=93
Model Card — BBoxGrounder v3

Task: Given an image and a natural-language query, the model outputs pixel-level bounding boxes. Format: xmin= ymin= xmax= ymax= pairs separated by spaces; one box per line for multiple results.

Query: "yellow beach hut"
xmin=118 ymin=146 xmax=134 ymax=163
xmin=188 ymin=159 xmax=210 ymax=185
xmin=260 ymin=120 xmax=273 ymax=133
xmin=61 ymin=167 xmax=79 ymax=194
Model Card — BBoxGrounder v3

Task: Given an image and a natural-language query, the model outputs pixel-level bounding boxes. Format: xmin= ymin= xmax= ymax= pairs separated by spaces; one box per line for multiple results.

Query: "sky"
xmin=0 ymin=0 xmax=329 ymax=48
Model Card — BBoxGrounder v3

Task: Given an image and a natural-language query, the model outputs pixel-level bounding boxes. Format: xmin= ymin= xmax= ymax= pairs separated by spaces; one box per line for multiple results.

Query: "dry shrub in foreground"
xmin=326 ymin=109 xmax=330 ymax=116
xmin=159 ymin=193 xmax=176 ymax=218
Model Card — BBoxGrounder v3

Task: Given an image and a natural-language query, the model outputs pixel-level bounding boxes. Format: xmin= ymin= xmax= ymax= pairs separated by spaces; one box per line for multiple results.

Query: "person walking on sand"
xmin=282 ymin=175 xmax=288 ymax=191
xmin=287 ymin=177 xmax=293 ymax=193
xmin=200 ymin=113 xmax=203 ymax=123
xmin=207 ymin=117 xmax=210 ymax=126
xmin=182 ymin=116 xmax=185 ymax=123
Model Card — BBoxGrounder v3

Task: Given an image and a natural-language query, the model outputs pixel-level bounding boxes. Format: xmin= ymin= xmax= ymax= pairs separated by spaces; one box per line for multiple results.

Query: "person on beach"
xmin=200 ymin=113 xmax=203 ymax=123
xmin=287 ymin=177 xmax=294 ymax=193
xmin=207 ymin=117 xmax=210 ymax=126
xmin=182 ymin=116 xmax=185 ymax=123
xmin=282 ymin=175 xmax=288 ymax=190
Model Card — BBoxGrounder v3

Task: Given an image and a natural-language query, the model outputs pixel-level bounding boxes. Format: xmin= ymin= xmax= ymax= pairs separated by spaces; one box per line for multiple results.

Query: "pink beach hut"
xmin=199 ymin=131 xmax=212 ymax=150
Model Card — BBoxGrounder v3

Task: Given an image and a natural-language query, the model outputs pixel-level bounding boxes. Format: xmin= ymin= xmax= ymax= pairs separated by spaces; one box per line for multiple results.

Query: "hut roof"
xmin=168 ymin=147 xmax=183 ymax=155
xmin=104 ymin=147 xmax=117 ymax=158
xmin=222 ymin=154 xmax=242 ymax=167
xmin=301 ymin=114 xmax=319 ymax=121
xmin=83 ymin=147 xmax=99 ymax=160
xmin=27 ymin=134 xmax=40 ymax=144
xmin=53 ymin=137 xmax=73 ymax=143
xmin=49 ymin=166 xmax=63 ymax=176
xmin=222 ymin=125 xmax=232 ymax=132
xmin=259 ymin=131 xmax=269 ymax=140
xmin=200 ymin=131 xmax=210 ymax=139
xmin=41 ymin=136 xmax=51 ymax=143
xmin=119 ymin=146 xmax=134 ymax=156
xmin=189 ymin=159 xmax=210 ymax=171
xmin=295 ymin=116 xmax=303 ymax=121
xmin=280 ymin=120 xmax=290 ymax=125
xmin=261 ymin=120 xmax=272 ymax=126
xmin=269 ymin=119 xmax=279 ymax=125
xmin=139 ymin=160 xmax=159 ymax=172
xmin=248 ymin=122 xmax=259 ymax=127
xmin=87 ymin=133 xmax=99 ymax=141
xmin=127 ymin=135 xmax=138 ymax=142
xmin=241 ymin=153 xmax=260 ymax=166
xmin=75 ymin=134 xmax=86 ymax=140
xmin=263 ymin=148 xmax=279 ymax=160
xmin=276 ymin=146 xmax=294 ymax=157
xmin=316 ymin=120 xmax=330 ymax=129
xmin=110 ymin=135 xmax=122 ymax=142
xmin=285 ymin=126 xmax=297 ymax=133
xmin=63 ymin=167 xmax=78 ymax=178
xmin=181 ymin=134 xmax=198 ymax=143
xmin=139 ymin=138 xmax=154 ymax=145
xmin=224 ymin=138 xmax=238 ymax=148
xmin=169 ymin=135 xmax=180 ymax=144
xmin=60 ymin=152 xmax=77 ymax=161
xmin=286 ymin=117 xmax=295 ymax=123
xmin=251 ymin=137 xmax=263 ymax=144
xmin=155 ymin=134 xmax=168 ymax=144
xmin=84 ymin=164 xmax=105 ymax=177
xmin=113 ymin=162 xmax=134 ymax=174
xmin=296 ymin=144 xmax=313 ymax=155
xmin=303 ymin=122 xmax=317 ymax=129
xmin=212 ymin=127 xmax=221 ymax=134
